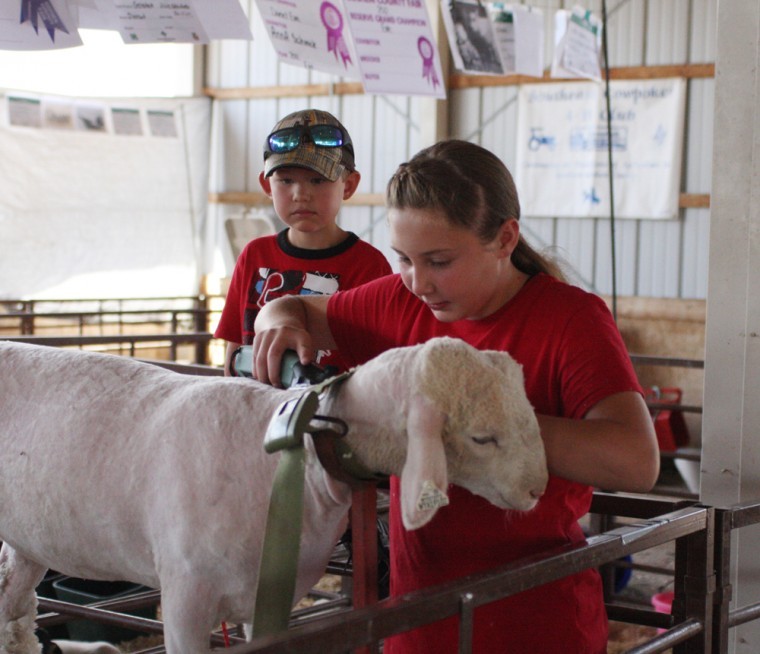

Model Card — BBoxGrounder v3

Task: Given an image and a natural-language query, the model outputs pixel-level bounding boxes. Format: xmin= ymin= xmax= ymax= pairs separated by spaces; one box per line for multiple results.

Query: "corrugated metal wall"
xmin=205 ymin=0 xmax=715 ymax=300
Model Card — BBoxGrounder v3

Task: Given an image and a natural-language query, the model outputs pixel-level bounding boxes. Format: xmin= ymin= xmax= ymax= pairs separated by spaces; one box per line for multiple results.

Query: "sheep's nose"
xmin=530 ymin=487 xmax=544 ymax=500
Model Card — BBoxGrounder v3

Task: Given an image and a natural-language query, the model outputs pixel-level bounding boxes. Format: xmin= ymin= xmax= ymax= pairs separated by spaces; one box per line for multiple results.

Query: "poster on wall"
xmin=551 ymin=6 xmax=602 ymax=81
xmin=343 ymin=0 xmax=445 ymax=97
xmin=515 ymin=78 xmax=686 ymax=219
xmin=254 ymin=0 xmax=361 ymax=79
xmin=487 ymin=3 xmax=544 ymax=78
xmin=1 ymin=0 xmax=252 ymax=49
xmin=440 ymin=0 xmax=503 ymax=75
xmin=0 ymin=0 xmax=82 ymax=49
xmin=112 ymin=0 xmax=209 ymax=44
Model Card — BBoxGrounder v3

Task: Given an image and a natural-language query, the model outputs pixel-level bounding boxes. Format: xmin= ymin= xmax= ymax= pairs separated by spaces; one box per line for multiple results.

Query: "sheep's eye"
xmin=471 ymin=435 xmax=498 ymax=446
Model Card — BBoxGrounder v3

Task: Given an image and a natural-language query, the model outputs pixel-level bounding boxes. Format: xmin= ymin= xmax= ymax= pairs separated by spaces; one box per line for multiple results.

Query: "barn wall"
xmin=204 ymin=0 xmax=717 ymax=310
xmin=612 ymin=295 xmax=705 ymax=445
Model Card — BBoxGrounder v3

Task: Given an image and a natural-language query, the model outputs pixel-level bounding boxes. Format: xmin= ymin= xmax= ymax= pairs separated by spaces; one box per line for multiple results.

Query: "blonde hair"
xmin=386 ymin=140 xmax=565 ymax=281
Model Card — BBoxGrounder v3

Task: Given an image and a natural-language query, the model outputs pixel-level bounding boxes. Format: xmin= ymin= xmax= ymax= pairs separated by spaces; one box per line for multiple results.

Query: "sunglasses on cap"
xmin=266 ymin=124 xmax=352 ymax=154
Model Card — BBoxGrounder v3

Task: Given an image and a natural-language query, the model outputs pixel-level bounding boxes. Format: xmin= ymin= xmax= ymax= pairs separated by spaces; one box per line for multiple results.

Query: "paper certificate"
xmin=551 ymin=6 xmax=602 ymax=81
xmin=78 ymin=0 xmax=253 ymax=41
xmin=254 ymin=0 xmax=361 ymax=79
xmin=487 ymin=3 xmax=544 ymax=78
xmin=113 ymin=1 xmax=209 ymax=44
xmin=0 ymin=0 xmax=82 ymax=50
xmin=343 ymin=0 xmax=445 ymax=97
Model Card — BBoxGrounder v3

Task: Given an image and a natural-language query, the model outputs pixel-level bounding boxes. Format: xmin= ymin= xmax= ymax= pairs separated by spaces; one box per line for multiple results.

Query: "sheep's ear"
xmin=400 ymin=393 xmax=449 ymax=530
xmin=483 ymin=349 xmax=525 ymax=387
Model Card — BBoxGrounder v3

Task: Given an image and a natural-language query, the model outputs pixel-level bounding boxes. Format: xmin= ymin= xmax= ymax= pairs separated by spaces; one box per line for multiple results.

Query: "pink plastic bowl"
xmin=651 ymin=591 xmax=674 ymax=633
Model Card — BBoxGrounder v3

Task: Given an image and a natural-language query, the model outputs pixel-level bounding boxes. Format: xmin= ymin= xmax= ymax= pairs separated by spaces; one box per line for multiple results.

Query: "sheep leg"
xmin=159 ymin=577 xmax=222 ymax=654
xmin=0 ymin=542 xmax=47 ymax=654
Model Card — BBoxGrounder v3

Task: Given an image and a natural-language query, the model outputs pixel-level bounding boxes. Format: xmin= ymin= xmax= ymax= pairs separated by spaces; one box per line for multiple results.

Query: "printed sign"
xmin=77 ymin=0 xmax=253 ymax=41
xmin=254 ymin=0 xmax=361 ymax=79
xmin=515 ymin=78 xmax=687 ymax=219
xmin=0 ymin=0 xmax=81 ymax=49
xmin=113 ymin=1 xmax=208 ymax=44
xmin=344 ymin=0 xmax=445 ymax=97
xmin=551 ymin=6 xmax=602 ymax=81
xmin=487 ymin=3 xmax=544 ymax=78
xmin=441 ymin=0 xmax=503 ymax=75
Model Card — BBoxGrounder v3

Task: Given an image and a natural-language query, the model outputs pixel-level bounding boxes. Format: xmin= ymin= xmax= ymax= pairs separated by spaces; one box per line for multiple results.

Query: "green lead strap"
xmin=251 ymin=363 xmax=356 ymax=637
xmin=252 ymin=390 xmax=319 ymax=637
xmin=252 ymin=445 xmax=306 ymax=636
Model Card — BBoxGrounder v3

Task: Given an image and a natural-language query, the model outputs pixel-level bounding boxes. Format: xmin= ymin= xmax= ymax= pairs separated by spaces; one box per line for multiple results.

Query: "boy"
xmin=216 ymin=109 xmax=391 ymax=375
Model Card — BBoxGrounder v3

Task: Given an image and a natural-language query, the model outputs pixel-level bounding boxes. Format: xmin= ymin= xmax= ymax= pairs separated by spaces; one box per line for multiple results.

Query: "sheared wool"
xmin=0 ymin=338 xmax=546 ymax=654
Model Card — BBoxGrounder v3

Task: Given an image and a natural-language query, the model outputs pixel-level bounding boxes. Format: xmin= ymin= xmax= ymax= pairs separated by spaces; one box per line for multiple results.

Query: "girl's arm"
xmin=538 ymin=391 xmax=660 ymax=493
xmin=252 ymin=294 xmax=335 ymax=386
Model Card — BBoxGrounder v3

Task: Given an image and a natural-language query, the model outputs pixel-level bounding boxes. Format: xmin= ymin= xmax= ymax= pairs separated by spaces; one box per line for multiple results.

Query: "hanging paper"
xmin=342 ymin=0 xmax=445 ymax=98
xmin=0 ymin=0 xmax=82 ymax=49
xmin=21 ymin=0 xmax=69 ymax=41
xmin=113 ymin=1 xmax=208 ymax=44
xmin=486 ymin=3 xmax=544 ymax=78
xmin=254 ymin=0 xmax=360 ymax=79
xmin=41 ymin=96 xmax=75 ymax=130
xmin=551 ymin=6 xmax=602 ymax=81
xmin=193 ymin=0 xmax=253 ymax=40
xmin=147 ymin=109 xmax=178 ymax=137
xmin=75 ymin=102 xmax=107 ymax=132
xmin=441 ymin=0 xmax=503 ymax=75
xmin=75 ymin=0 xmax=252 ymax=40
xmin=111 ymin=107 xmax=144 ymax=136
xmin=515 ymin=78 xmax=686 ymax=219
xmin=8 ymin=95 xmax=42 ymax=127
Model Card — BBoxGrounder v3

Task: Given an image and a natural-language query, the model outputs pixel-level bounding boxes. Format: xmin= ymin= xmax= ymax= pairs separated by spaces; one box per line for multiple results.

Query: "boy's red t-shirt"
xmin=215 ymin=229 xmax=391 ymax=369
xmin=328 ymin=273 xmax=641 ymax=654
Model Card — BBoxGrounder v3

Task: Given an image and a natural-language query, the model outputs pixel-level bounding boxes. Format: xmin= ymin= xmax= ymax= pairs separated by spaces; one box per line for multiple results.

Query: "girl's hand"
xmin=253 ymin=294 xmax=335 ymax=386
xmin=252 ymin=325 xmax=315 ymax=387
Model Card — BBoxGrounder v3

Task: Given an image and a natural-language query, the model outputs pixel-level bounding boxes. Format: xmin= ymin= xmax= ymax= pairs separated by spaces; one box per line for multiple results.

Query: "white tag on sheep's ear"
xmin=416 ymin=480 xmax=449 ymax=512
xmin=402 ymin=392 xmax=448 ymax=530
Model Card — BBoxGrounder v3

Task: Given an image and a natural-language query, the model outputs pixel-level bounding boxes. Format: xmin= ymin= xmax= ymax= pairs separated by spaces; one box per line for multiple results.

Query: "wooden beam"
xmin=606 ymin=63 xmax=715 ymax=80
xmin=208 ymin=191 xmax=385 ymax=207
xmin=204 ymin=64 xmax=715 ymax=100
xmin=449 ymin=63 xmax=715 ymax=90
xmin=209 ymin=191 xmax=709 ymax=210
xmin=203 ymin=81 xmax=364 ymax=100
xmin=679 ymin=193 xmax=710 ymax=209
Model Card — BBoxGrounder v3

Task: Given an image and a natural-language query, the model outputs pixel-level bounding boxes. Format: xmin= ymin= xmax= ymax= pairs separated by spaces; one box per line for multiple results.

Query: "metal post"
xmin=195 ymin=295 xmax=209 ymax=364
xmin=712 ymin=508 xmax=732 ymax=653
xmin=350 ymin=486 xmax=379 ymax=654
xmin=673 ymin=506 xmax=715 ymax=653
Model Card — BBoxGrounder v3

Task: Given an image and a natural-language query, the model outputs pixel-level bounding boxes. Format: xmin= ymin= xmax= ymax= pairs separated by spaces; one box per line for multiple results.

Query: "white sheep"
xmin=0 ymin=337 xmax=547 ymax=654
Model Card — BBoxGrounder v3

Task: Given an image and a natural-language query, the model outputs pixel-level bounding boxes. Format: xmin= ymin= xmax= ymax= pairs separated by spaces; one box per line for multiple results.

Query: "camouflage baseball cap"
xmin=263 ymin=109 xmax=356 ymax=182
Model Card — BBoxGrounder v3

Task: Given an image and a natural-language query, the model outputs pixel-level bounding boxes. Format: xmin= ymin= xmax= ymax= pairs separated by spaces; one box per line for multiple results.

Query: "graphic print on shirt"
xmin=242 ymin=267 xmax=339 ymax=362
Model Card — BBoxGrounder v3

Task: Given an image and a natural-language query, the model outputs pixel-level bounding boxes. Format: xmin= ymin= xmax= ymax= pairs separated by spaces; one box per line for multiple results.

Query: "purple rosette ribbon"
xmin=321 ymin=1 xmax=352 ymax=68
xmin=21 ymin=0 xmax=69 ymax=42
xmin=418 ymin=36 xmax=439 ymax=88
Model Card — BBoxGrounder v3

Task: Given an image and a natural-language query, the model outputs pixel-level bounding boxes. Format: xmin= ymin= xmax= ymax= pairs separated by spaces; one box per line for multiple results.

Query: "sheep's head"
xmin=401 ymin=337 xmax=548 ymax=529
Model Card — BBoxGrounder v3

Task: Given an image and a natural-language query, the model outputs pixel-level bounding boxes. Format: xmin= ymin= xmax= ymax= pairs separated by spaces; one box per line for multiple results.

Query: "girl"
xmin=252 ymin=139 xmax=659 ymax=653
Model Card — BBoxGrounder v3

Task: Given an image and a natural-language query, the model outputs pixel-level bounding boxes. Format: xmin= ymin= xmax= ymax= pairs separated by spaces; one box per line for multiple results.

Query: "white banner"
xmin=0 ymin=94 xmax=210 ymax=299
xmin=515 ymin=78 xmax=686 ymax=219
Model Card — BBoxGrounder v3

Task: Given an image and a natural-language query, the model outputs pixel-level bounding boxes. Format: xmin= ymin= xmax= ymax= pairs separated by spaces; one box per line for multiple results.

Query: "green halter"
xmin=252 ymin=364 xmax=383 ymax=637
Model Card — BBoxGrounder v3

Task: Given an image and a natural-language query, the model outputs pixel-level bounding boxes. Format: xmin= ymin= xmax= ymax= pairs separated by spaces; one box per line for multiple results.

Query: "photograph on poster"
xmin=443 ymin=0 xmax=504 ymax=75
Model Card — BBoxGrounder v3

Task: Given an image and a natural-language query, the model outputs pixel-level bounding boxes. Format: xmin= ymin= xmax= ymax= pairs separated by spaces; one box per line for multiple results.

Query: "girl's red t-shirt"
xmin=328 ymin=273 xmax=641 ymax=654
